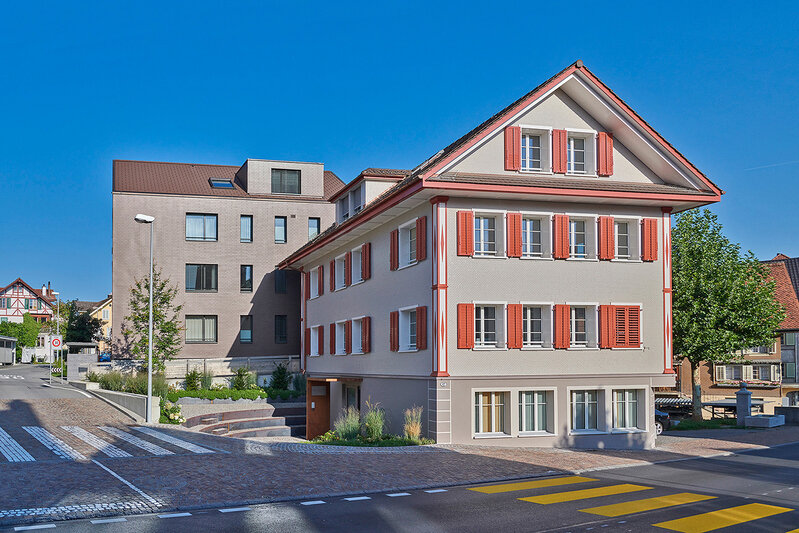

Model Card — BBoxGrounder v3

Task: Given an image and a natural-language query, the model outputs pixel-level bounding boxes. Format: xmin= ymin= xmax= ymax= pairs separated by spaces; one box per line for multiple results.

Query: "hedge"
xmin=165 ymin=388 xmax=302 ymax=403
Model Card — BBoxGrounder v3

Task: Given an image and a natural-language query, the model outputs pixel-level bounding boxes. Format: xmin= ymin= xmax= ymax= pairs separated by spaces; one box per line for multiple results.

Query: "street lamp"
xmin=134 ymin=213 xmax=155 ymax=423
xmin=52 ymin=291 xmax=61 ymax=384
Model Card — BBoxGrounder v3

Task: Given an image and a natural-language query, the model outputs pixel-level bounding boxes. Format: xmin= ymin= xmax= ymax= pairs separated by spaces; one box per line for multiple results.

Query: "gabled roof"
xmin=762 ymin=257 xmax=799 ymax=330
xmin=328 ymin=168 xmax=411 ymax=202
xmin=113 ymin=160 xmax=345 ymax=201
xmin=0 ymin=278 xmax=55 ymax=305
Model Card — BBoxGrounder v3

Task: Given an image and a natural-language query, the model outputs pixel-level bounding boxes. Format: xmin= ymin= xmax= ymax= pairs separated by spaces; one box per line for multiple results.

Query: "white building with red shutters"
xmin=279 ymin=61 xmax=722 ymax=449
xmin=0 ymin=279 xmax=56 ymax=324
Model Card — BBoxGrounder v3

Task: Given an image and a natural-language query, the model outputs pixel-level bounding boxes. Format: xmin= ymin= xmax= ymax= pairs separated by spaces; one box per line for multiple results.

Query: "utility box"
xmin=0 ymin=336 xmax=16 ymax=364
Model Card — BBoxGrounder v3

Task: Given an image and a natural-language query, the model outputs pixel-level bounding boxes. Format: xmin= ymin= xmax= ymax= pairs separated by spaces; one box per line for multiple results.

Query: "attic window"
xmin=209 ymin=178 xmax=234 ymax=189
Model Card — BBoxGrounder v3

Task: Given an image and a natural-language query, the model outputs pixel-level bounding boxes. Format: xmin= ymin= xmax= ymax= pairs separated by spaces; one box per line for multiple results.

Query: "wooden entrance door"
xmin=306 ymin=380 xmax=331 ymax=439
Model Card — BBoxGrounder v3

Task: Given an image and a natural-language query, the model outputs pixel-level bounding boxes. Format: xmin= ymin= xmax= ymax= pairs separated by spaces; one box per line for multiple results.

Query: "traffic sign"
xmin=51 ymin=336 xmax=62 ymax=348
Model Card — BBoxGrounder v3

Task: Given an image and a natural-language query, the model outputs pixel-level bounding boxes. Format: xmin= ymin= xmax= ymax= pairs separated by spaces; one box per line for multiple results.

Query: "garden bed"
xmin=312 ymin=433 xmax=433 ymax=447
xmin=166 ymin=389 xmax=302 ymax=403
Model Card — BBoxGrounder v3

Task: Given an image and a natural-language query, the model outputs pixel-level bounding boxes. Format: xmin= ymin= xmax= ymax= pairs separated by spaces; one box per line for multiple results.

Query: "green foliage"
xmin=332 ymin=407 xmax=361 ymax=440
xmin=312 ymin=431 xmax=433 ymax=447
xmin=159 ymin=398 xmax=185 ymax=424
xmin=98 ymin=371 xmax=125 ymax=392
xmin=268 ymin=362 xmax=290 ymax=390
xmin=184 ymin=369 xmax=202 ymax=391
xmin=670 ymin=418 xmax=739 ymax=430
xmin=672 ymin=209 xmax=786 ymax=418
xmin=164 ymin=388 xmax=302 ymax=403
xmin=200 ymin=371 xmax=214 ymax=390
xmin=362 ymin=400 xmax=385 ymax=441
xmin=403 ymin=406 xmax=423 ymax=442
xmin=85 ymin=371 xmax=101 ymax=382
xmin=0 ymin=313 xmax=42 ymax=358
xmin=65 ymin=303 xmax=103 ymax=346
xmin=96 ymin=370 xmax=168 ymax=397
xmin=121 ymin=265 xmax=184 ymax=371
xmin=231 ymin=366 xmax=256 ymax=390
xmin=291 ymin=372 xmax=306 ymax=392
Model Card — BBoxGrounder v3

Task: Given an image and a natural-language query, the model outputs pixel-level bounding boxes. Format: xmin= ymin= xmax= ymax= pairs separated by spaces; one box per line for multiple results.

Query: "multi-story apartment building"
xmin=280 ymin=61 xmax=722 ymax=449
xmin=0 ymin=279 xmax=55 ymax=324
xmin=77 ymin=295 xmax=113 ymax=353
xmin=112 ymin=159 xmax=344 ymax=359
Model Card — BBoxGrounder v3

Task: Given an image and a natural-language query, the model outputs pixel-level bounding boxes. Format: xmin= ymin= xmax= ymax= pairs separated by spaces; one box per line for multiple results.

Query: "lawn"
xmin=670 ymin=418 xmax=741 ymax=430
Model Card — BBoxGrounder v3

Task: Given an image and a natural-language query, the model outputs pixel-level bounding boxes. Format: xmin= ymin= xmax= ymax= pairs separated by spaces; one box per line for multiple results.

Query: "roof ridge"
xmin=113 ymin=159 xmax=241 ymax=169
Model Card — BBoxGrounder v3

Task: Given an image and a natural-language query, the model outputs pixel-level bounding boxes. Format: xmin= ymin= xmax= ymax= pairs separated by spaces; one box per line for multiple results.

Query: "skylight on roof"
xmin=209 ymin=178 xmax=234 ymax=189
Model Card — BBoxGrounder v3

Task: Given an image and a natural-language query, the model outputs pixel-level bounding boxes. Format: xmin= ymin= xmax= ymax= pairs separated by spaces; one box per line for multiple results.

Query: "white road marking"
xmin=219 ymin=507 xmax=251 ymax=513
xmin=22 ymin=426 xmax=86 ymax=460
xmin=0 ymin=426 xmax=35 ymax=462
xmin=300 ymin=500 xmax=326 ymax=506
xmin=158 ymin=513 xmax=192 ymax=518
xmin=90 ymin=518 xmax=127 ymax=524
xmin=131 ymin=427 xmax=213 ymax=454
xmin=97 ymin=426 xmax=174 ymax=455
xmin=344 ymin=496 xmax=371 ymax=501
xmin=13 ymin=525 xmax=55 ymax=531
xmin=0 ymin=375 xmax=24 ymax=380
xmin=91 ymin=459 xmax=161 ymax=507
xmin=0 ymin=501 xmax=150 ymax=519
xmin=386 ymin=493 xmax=411 ymax=497
xmin=424 ymin=489 xmax=447 ymax=493
xmin=61 ymin=426 xmax=131 ymax=458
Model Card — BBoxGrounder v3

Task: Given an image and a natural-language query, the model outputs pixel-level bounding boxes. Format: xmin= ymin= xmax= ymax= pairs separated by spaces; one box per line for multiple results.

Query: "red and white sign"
xmin=51 ymin=336 xmax=62 ymax=348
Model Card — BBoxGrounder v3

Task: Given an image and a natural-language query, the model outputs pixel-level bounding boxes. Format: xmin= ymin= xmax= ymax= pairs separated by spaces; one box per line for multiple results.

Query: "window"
xmin=571 ymin=390 xmax=598 ymax=430
xmin=613 ymin=390 xmax=639 ymax=429
xmin=350 ymin=186 xmax=363 ymax=214
xmin=521 ymin=133 xmax=542 ymax=171
xmin=519 ymin=391 xmax=548 ymax=433
xmin=399 ymin=221 xmax=417 ymax=267
xmin=749 ymin=344 xmax=774 ymax=354
xmin=729 ymin=365 xmax=742 ymax=381
xmin=275 ymin=270 xmax=287 ymax=294
xmin=336 ymin=321 xmax=346 ymax=355
xmin=309 ymin=268 xmax=319 ymax=299
xmin=352 ymin=318 xmax=363 ymax=354
xmin=274 ymin=216 xmax=287 ymax=244
xmin=310 ymin=326 xmax=322 ymax=356
xmin=785 ymin=362 xmax=797 ymax=381
xmin=335 ymin=255 xmax=346 ymax=290
xmin=186 ymin=214 xmax=217 ymax=242
xmin=475 ymin=305 xmax=497 ymax=348
xmin=400 ymin=308 xmax=418 ymax=351
xmin=271 ymin=169 xmax=300 ymax=194
xmin=567 ymin=136 xmax=586 ymax=173
xmin=351 ymin=247 xmax=363 ymax=283
xmin=783 ymin=332 xmax=797 ymax=346
xmin=274 ymin=315 xmax=287 ymax=344
xmin=616 ymin=222 xmax=629 ymax=259
xmin=474 ymin=392 xmax=506 ymax=434
xmin=240 ymin=215 xmax=253 ymax=243
xmin=102 ymin=309 xmax=109 ymax=320
xmin=612 ymin=217 xmax=640 ymax=260
xmin=569 ymin=219 xmax=587 ymax=258
xmin=522 ymin=218 xmax=542 ymax=257
xmin=474 ymin=216 xmax=496 ymax=256
xmin=522 ymin=306 xmax=543 ymax=347
xmin=185 ymin=264 xmax=218 ymax=292
xmin=571 ymin=307 xmax=587 ymax=347
xmin=338 ymin=197 xmax=349 ymax=222
xmin=752 ymin=365 xmax=780 ymax=382
xmin=240 ymin=265 xmax=253 ymax=292
xmin=209 ymin=178 xmax=234 ymax=188
xmin=186 ymin=315 xmax=217 ymax=343
xmin=240 ymin=315 xmax=253 ymax=344
xmin=309 ymin=218 xmax=321 ymax=240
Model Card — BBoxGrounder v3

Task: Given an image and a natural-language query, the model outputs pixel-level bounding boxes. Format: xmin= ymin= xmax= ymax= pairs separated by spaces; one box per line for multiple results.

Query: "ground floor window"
xmin=612 ymin=389 xmax=639 ymax=429
xmin=571 ymin=390 xmax=598 ymax=430
xmin=519 ymin=391 xmax=548 ymax=432
xmin=474 ymin=392 xmax=505 ymax=434
xmin=186 ymin=315 xmax=217 ymax=343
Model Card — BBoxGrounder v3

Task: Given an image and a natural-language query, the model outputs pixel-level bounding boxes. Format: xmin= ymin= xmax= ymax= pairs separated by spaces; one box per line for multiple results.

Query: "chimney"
xmin=42 ymin=284 xmax=47 ymax=298
xmin=47 ymin=281 xmax=51 ymax=298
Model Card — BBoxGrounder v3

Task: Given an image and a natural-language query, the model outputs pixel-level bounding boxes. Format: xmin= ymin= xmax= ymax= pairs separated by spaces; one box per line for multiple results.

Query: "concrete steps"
xmin=185 ymin=405 xmax=306 ymax=439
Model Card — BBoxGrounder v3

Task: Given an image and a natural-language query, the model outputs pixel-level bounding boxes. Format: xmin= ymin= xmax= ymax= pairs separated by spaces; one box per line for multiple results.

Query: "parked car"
xmin=98 ymin=353 xmax=111 ymax=362
xmin=655 ymin=409 xmax=671 ymax=435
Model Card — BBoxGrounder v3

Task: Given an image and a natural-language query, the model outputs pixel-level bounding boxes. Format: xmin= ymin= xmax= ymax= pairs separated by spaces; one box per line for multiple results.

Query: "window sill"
xmin=569 ymin=429 xmax=607 ymax=436
xmin=334 ymin=286 xmax=346 ymax=292
xmin=473 ymin=433 xmax=510 ymax=439
xmin=519 ymin=169 xmax=551 ymax=175
xmin=521 ymin=346 xmax=553 ymax=351
xmin=610 ymin=347 xmax=643 ymax=351
xmin=185 ymin=239 xmax=218 ymax=243
xmin=350 ymin=279 xmax=365 ymax=286
xmin=611 ymin=428 xmax=646 ymax=434
xmin=565 ymin=257 xmax=598 ymax=262
xmin=518 ymin=431 xmax=555 ymax=438
xmin=186 ymin=290 xmax=218 ymax=294
xmin=565 ymin=172 xmax=598 ymax=178
xmin=472 ymin=254 xmax=506 ymax=259
xmin=397 ymin=261 xmax=419 ymax=271
xmin=610 ymin=258 xmax=642 ymax=263
xmin=274 ymin=241 xmax=288 ymax=245
xmin=241 ymin=290 xmax=254 ymax=294
xmin=186 ymin=341 xmax=218 ymax=345
xmin=398 ymin=348 xmax=419 ymax=353
xmin=520 ymin=256 xmax=553 ymax=261
xmin=351 ymin=351 xmax=365 ymax=356
xmin=567 ymin=346 xmax=596 ymax=351
xmin=473 ymin=346 xmax=507 ymax=351
xmin=309 ymin=295 xmax=319 ymax=300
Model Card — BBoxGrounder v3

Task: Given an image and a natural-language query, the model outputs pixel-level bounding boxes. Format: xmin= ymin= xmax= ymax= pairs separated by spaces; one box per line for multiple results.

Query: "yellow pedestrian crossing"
xmin=519 ymin=483 xmax=652 ymax=505
xmin=653 ymin=503 xmax=793 ymax=532
xmin=468 ymin=476 xmax=597 ymax=494
xmin=580 ymin=492 xmax=716 ymax=517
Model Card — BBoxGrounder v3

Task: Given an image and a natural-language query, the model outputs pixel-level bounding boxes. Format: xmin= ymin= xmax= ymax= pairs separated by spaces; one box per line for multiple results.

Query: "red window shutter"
xmin=504 ymin=126 xmax=521 ymax=171
xmin=642 ymin=218 xmax=658 ymax=261
xmin=618 ymin=306 xmax=641 ymax=348
xmin=507 ymin=304 xmax=523 ymax=349
xmin=552 ymin=129 xmax=568 ymax=174
xmin=345 ymin=320 xmax=352 ymax=354
xmin=457 ymin=211 xmax=474 ymax=256
xmin=615 ymin=307 xmax=628 ymax=348
xmin=553 ymin=214 xmax=570 ymax=259
xmin=597 ymin=132 xmax=614 ymax=176
xmin=361 ymin=243 xmax=371 ymax=280
xmin=553 ymin=304 xmax=571 ymax=349
xmin=304 ymin=328 xmax=311 ymax=356
xmin=599 ymin=305 xmax=616 ymax=348
xmin=506 ymin=213 xmax=522 ymax=258
xmin=390 ymin=311 xmax=399 ymax=352
xmin=598 ymin=216 xmax=615 ymax=261
xmin=329 ymin=260 xmax=335 ymax=291
xmin=457 ymin=303 xmax=475 ymax=349
xmin=344 ymin=251 xmax=352 ymax=286
xmin=362 ymin=316 xmax=371 ymax=353
xmin=329 ymin=323 xmax=336 ymax=355
xmin=416 ymin=216 xmax=427 ymax=261
xmin=304 ymin=272 xmax=310 ymax=301
xmin=416 ymin=306 xmax=427 ymax=350
xmin=318 ymin=265 xmax=324 ymax=295
xmin=390 ymin=229 xmax=399 ymax=270
xmin=318 ymin=326 xmax=324 ymax=355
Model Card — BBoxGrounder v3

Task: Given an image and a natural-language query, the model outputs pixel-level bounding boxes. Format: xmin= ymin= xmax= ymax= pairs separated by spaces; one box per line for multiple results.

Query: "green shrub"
xmin=291 ymin=372 xmax=306 ymax=393
xmin=403 ymin=406 xmax=423 ymax=442
xmin=159 ymin=397 xmax=185 ymax=424
xmin=362 ymin=400 xmax=385 ymax=441
xmin=333 ymin=407 xmax=361 ymax=440
xmin=184 ymin=369 xmax=202 ymax=391
xmin=269 ymin=363 xmax=290 ymax=390
xmin=231 ymin=366 xmax=255 ymax=390
xmin=86 ymin=371 xmax=101 ymax=383
xmin=99 ymin=371 xmax=125 ymax=392
xmin=163 ymin=387 xmax=302 ymax=403
xmin=201 ymin=371 xmax=214 ymax=390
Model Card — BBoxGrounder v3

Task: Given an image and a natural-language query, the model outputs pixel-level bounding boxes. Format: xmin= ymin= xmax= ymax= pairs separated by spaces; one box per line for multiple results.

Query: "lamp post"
xmin=52 ymin=292 xmax=61 ymax=383
xmin=134 ymin=214 xmax=155 ymax=423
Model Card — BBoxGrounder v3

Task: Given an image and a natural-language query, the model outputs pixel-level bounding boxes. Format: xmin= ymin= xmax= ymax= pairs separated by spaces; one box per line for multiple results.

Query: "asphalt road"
xmin=0 ymin=363 xmax=91 ymax=400
xmin=18 ymin=442 xmax=799 ymax=532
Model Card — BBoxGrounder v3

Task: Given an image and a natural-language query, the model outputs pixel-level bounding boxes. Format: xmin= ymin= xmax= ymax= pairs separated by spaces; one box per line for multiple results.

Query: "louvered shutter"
xmin=362 ymin=316 xmax=371 ymax=353
xmin=507 ymin=304 xmax=523 ymax=349
xmin=642 ymin=218 xmax=658 ymax=261
xmin=553 ymin=304 xmax=571 ymax=349
xmin=506 ymin=213 xmax=522 ymax=258
xmin=344 ymin=252 xmax=352 ymax=286
xmin=597 ymin=132 xmax=614 ymax=176
xmin=329 ymin=323 xmax=336 ymax=355
xmin=504 ymin=126 xmax=521 ymax=171
xmin=345 ymin=320 xmax=352 ymax=354
xmin=318 ymin=326 xmax=324 ymax=355
xmin=416 ymin=216 xmax=427 ymax=261
xmin=599 ymin=305 xmax=616 ymax=348
xmin=553 ymin=214 xmax=570 ymax=259
xmin=457 ymin=211 xmax=474 ymax=256
xmin=552 ymin=129 xmax=568 ymax=173
xmin=329 ymin=260 xmax=335 ymax=291
xmin=318 ymin=265 xmax=324 ymax=295
xmin=743 ymin=365 xmax=754 ymax=381
xmin=304 ymin=328 xmax=311 ymax=356
xmin=714 ymin=365 xmax=726 ymax=381
xmin=416 ymin=306 xmax=427 ymax=350
xmin=304 ymin=272 xmax=310 ymax=301
xmin=598 ymin=216 xmax=615 ymax=260
xmin=361 ymin=243 xmax=371 ymax=280
xmin=457 ymin=303 xmax=475 ymax=349
xmin=627 ymin=306 xmax=641 ymax=348
xmin=390 ymin=311 xmax=399 ymax=352
xmin=390 ymin=229 xmax=399 ymax=270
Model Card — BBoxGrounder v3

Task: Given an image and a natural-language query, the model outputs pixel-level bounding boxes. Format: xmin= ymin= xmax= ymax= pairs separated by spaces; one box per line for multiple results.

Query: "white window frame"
xmin=398 ymin=220 xmax=418 ymax=269
xmin=611 ymin=389 xmax=643 ymax=431
xmin=518 ymin=125 xmax=552 ymax=173
xmin=310 ymin=325 xmax=322 ymax=357
xmin=520 ymin=212 xmax=553 ymax=259
xmin=337 ymin=197 xmax=349 ymax=223
xmin=473 ymin=390 xmax=508 ymax=437
xmin=567 ymin=303 xmax=598 ymax=349
xmin=309 ymin=268 xmax=319 ymax=299
xmin=351 ymin=317 xmax=364 ymax=354
xmin=611 ymin=216 xmax=642 ymax=262
xmin=398 ymin=305 xmax=418 ymax=352
xmin=569 ymin=388 xmax=603 ymax=433
xmin=334 ymin=254 xmax=346 ymax=291
xmin=472 ymin=209 xmax=506 ymax=258
xmin=351 ymin=246 xmax=363 ymax=284
xmin=520 ymin=302 xmax=553 ymax=349
xmin=565 ymin=129 xmax=597 ymax=176
xmin=335 ymin=320 xmax=346 ymax=355
xmin=566 ymin=214 xmax=598 ymax=260
xmin=518 ymin=390 xmax=554 ymax=435
xmin=472 ymin=301 xmax=507 ymax=350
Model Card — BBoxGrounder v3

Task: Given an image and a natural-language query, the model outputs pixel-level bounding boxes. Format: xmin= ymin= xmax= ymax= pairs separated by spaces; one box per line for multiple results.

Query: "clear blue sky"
xmin=1 ymin=2 xmax=797 ymax=301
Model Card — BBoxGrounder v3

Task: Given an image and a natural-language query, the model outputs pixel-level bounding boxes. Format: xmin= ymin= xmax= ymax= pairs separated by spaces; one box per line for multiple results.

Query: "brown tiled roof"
xmin=1 ymin=278 xmax=56 ymax=304
xmin=360 ymin=168 xmax=411 ymax=178
xmin=763 ymin=261 xmax=799 ymax=330
xmin=430 ymin=172 xmax=715 ymax=196
xmin=75 ymin=300 xmax=100 ymax=313
xmin=113 ymin=160 xmax=345 ymax=201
